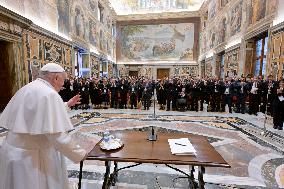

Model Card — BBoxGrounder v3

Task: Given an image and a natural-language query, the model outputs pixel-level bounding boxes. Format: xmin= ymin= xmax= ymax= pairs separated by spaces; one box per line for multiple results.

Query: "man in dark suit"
xmin=235 ymin=77 xmax=249 ymax=114
xmin=248 ymin=76 xmax=260 ymax=115
xmin=221 ymin=77 xmax=234 ymax=113
xmin=272 ymin=79 xmax=284 ymax=130
xmin=261 ymin=75 xmax=277 ymax=115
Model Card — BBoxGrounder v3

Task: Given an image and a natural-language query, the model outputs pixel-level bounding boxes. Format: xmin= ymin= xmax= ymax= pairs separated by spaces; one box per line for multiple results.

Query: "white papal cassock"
xmin=0 ymin=78 xmax=86 ymax=189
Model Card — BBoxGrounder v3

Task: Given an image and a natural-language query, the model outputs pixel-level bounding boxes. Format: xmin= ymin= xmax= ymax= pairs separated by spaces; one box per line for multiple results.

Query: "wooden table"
xmin=78 ymin=131 xmax=230 ymax=189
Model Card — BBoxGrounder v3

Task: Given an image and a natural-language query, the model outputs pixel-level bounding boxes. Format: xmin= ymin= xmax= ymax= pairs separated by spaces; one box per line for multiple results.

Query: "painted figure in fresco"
xmin=180 ymin=48 xmax=193 ymax=60
xmin=57 ymin=0 xmax=69 ymax=35
xmin=171 ymin=26 xmax=185 ymax=42
xmin=256 ymin=0 xmax=266 ymax=21
xmin=89 ymin=20 xmax=97 ymax=46
xmin=208 ymin=0 xmax=216 ymax=19
xmin=152 ymin=39 xmax=176 ymax=56
xmin=210 ymin=32 xmax=216 ymax=49
xmin=89 ymin=0 xmax=96 ymax=13
xmin=75 ymin=8 xmax=85 ymax=38
xmin=230 ymin=2 xmax=242 ymax=36
xmin=221 ymin=0 xmax=229 ymax=6
xmin=218 ymin=18 xmax=226 ymax=43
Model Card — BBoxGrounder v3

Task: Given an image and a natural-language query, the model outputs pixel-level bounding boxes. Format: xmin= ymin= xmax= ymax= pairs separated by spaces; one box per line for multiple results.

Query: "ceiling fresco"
xmin=109 ymin=0 xmax=204 ymax=15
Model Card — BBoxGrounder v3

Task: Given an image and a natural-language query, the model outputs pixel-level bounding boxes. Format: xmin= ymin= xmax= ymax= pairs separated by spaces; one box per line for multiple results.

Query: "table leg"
xmin=102 ymin=161 xmax=111 ymax=189
xmin=198 ymin=166 xmax=205 ymax=189
xmin=190 ymin=166 xmax=195 ymax=180
xmin=78 ymin=161 xmax=83 ymax=189
xmin=111 ymin=162 xmax=118 ymax=186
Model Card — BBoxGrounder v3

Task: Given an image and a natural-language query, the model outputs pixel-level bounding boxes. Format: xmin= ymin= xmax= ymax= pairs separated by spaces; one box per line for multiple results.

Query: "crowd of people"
xmin=59 ymin=75 xmax=284 ymax=130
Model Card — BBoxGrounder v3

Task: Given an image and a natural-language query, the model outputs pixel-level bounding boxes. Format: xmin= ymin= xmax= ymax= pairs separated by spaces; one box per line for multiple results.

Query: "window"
xmin=254 ymin=35 xmax=268 ymax=76
xmin=98 ymin=4 xmax=104 ymax=23
xmin=220 ymin=53 xmax=225 ymax=79
xmin=111 ymin=24 xmax=116 ymax=37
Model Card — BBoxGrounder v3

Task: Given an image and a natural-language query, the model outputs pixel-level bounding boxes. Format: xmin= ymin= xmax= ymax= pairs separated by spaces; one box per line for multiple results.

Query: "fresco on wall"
xmin=201 ymin=34 xmax=206 ymax=54
xmin=253 ymin=0 xmax=266 ymax=22
xmin=247 ymin=0 xmax=266 ymax=25
xmin=89 ymin=0 xmax=97 ymax=16
xmin=221 ymin=0 xmax=229 ymax=7
xmin=121 ymin=23 xmax=195 ymax=61
xmin=24 ymin=0 xmax=41 ymax=22
xmin=230 ymin=0 xmax=242 ymax=36
xmin=89 ymin=19 xmax=97 ymax=47
xmin=57 ymin=0 xmax=70 ymax=35
xmin=75 ymin=6 xmax=85 ymax=39
xmin=106 ymin=16 xmax=112 ymax=31
xmin=267 ymin=0 xmax=277 ymax=15
xmin=99 ymin=30 xmax=107 ymax=52
xmin=0 ymin=0 xmax=25 ymax=15
xmin=218 ymin=18 xmax=226 ymax=44
xmin=208 ymin=0 xmax=217 ymax=20
xmin=209 ymin=27 xmax=216 ymax=49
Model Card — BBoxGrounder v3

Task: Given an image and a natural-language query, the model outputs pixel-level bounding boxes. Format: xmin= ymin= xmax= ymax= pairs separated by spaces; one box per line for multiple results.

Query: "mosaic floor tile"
xmin=83 ymin=117 xmax=108 ymax=124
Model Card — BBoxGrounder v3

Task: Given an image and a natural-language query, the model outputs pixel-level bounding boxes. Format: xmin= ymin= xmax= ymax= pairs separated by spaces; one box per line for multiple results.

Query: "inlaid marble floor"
xmin=0 ymin=108 xmax=283 ymax=189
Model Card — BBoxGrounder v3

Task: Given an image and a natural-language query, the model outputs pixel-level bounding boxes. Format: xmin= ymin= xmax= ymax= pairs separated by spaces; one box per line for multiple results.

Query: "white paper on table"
xmin=168 ymin=138 xmax=196 ymax=156
xmin=71 ymin=132 xmax=101 ymax=154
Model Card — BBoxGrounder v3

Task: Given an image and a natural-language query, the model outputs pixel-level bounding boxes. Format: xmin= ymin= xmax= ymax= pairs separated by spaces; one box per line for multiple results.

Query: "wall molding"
xmin=270 ymin=21 xmax=284 ymax=34
xmin=29 ymin=24 xmax=72 ymax=47
xmin=116 ymin=11 xmax=200 ymax=21
xmin=244 ymin=21 xmax=271 ymax=40
xmin=225 ymin=44 xmax=240 ymax=53
xmin=0 ymin=5 xmax=32 ymax=28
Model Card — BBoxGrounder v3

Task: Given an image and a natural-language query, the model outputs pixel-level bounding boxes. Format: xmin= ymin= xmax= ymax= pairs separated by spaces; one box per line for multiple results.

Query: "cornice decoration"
xmin=0 ymin=5 xmax=32 ymax=28
xmin=270 ymin=20 xmax=284 ymax=34
xmin=116 ymin=11 xmax=200 ymax=21
xmin=244 ymin=20 xmax=272 ymax=40
xmin=117 ymin=61 xmax=198 ymax=66
xmin=29 ymin=24 xmax=72 ymax=47
xmin=215 ymin=43 xmax=226 ymax=54
xmin=0 ymin=5 xmax=32 ymax=38
xmin=225 ymin=44 xmax=240 ymax=53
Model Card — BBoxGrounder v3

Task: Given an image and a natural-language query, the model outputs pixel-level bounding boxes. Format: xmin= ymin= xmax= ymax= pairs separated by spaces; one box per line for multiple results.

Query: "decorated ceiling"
xmin=109 ymin=0 xmax=204 ymax=15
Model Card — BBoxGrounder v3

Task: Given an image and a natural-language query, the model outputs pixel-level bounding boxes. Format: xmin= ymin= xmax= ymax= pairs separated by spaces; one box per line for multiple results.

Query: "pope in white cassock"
xmin=0 ymin=63 xmax=88 ymax=189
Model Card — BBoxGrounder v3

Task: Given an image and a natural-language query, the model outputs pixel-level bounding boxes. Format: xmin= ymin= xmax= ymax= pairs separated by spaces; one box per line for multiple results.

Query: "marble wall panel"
xmin=90 ymin=55 xmax=99 ymax=78
xmin=23 ymin=31 xmax=72 ymax=82
xmin=225 ymin=48 xmax=240 ymax=78
xmin=205 ymin=59 xmax=213 ymax=77
xmin=108 ymin=63 xmax=113 ymax=77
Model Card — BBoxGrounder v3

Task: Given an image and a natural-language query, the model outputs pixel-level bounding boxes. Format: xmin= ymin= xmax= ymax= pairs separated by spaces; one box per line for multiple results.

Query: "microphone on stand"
xmin=148 ymin=126 xmax=157 ymax=141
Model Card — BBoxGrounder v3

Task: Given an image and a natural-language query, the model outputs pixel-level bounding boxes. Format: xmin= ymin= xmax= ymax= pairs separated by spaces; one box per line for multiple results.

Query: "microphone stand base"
xmin=147 ymin=134 xmax=157 ymax=141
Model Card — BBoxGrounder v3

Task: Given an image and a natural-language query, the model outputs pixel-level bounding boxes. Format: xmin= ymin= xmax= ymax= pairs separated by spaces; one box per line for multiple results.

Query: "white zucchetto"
xmin=41 ymin=63 xmax=65 ymax=73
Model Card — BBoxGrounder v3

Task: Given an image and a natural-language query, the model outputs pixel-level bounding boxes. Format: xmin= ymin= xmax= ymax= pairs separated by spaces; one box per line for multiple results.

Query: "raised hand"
xmin=67 ymin=94 xmax=81 ymax=107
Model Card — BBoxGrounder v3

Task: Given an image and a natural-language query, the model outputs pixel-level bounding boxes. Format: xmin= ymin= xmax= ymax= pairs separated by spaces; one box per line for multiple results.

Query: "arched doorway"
xmin=0 ymin=40 xmax=13 ymax=111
